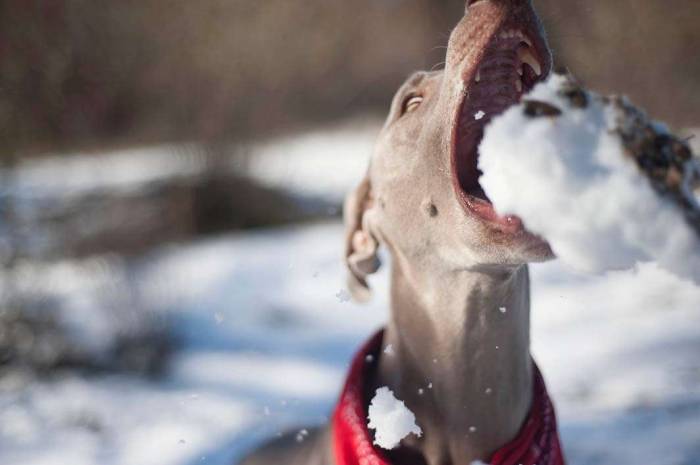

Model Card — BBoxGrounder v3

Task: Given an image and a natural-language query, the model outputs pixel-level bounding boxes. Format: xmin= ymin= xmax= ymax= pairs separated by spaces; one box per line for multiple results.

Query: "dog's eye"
xmin=402 ymin=95 xmax=423 ymax=115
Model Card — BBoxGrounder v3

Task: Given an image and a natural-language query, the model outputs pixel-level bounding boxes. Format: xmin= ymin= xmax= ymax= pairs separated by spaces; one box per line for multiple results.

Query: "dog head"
xmin=346 ymin=0 xmax=555 ymax=300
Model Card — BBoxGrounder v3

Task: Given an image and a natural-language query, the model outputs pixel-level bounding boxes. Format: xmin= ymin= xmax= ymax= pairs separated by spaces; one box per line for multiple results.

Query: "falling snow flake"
xmin=335 ymin=289 xmax=352 ymax=303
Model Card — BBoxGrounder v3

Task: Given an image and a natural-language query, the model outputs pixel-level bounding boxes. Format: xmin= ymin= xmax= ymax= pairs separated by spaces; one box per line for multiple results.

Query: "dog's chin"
xmin=456 ymin=194 xmax=555 ymax=264
xmin=513 ymin=234 xmax=556 ymax=264
xmin=473 ymin=230 xmax=555 ymax=267
xmin=485 ymin=216 xmax=555 ymax=263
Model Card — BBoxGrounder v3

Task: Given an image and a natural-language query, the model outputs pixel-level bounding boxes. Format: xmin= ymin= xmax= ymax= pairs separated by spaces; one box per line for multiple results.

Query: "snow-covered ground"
xmin=2 ymin=122 xmax=700 ymax=465
xmin=4 ymin=117 xmax=379 ymax=203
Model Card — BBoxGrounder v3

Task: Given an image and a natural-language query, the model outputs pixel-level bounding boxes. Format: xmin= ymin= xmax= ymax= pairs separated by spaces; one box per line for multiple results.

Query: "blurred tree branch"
xmin=0 ymin=0 xmax=698 ymax=157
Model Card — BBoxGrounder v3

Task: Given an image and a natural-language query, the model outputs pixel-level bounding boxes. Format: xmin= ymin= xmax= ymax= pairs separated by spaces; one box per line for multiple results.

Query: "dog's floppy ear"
xmin=344 ymin=174 xmax=381 ymax=302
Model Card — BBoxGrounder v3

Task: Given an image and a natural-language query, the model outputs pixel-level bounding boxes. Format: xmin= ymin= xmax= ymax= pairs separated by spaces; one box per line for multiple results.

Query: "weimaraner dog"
xmin=240 ymin=1 xmax=560 ymax=464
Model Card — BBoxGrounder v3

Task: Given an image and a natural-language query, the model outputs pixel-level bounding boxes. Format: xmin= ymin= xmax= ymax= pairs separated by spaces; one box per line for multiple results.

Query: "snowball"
xmin=367 ymin=387 xmax=422 ymax=449
xmin=479 ymin=74 xmax=700 ymax=284
xmin=474 ymin=110 xmax=486 ymax=121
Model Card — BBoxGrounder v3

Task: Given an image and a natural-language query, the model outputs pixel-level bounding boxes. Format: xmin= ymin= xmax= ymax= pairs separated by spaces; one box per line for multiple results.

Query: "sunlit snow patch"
xmin=367 ymin=387 xmax=422 ymax=450
xmin=479 ymin=74 xmax=700 ymax=284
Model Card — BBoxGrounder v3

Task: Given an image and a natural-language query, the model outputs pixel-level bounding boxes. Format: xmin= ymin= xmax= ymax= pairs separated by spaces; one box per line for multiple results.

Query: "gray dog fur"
xmin=239 ymin=1 xmax=554 ymax=464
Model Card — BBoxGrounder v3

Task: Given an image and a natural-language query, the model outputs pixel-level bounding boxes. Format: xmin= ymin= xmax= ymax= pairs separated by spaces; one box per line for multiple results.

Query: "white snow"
xmin=335 ymin=289 xmax=352 ymax=303
xmin=2 ymin=122 xmax=700 ymax=465
xmin=367 ymin=387 xmax=422 ymax=449
xmin=6 ymin=145 xmax=205 ymax=199
xmin=4 ymin=219 xmax=700 ymax=465
xmin=479 ymin=74 xmax=700 ymax=283
xmin=242 ymin=118 xmax=380 ymax=202
xmin=3 ymin=117 xmax=377 ymax=206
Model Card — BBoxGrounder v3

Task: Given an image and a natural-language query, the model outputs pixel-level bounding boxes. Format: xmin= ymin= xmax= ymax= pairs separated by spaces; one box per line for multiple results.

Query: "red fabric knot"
xmin=332 ymin=330 xmax=565 ymax=465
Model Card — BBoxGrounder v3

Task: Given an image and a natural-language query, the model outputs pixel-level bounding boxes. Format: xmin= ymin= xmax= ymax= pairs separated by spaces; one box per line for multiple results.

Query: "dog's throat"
xmin=456 ymin=123 xmax=488 ymax=201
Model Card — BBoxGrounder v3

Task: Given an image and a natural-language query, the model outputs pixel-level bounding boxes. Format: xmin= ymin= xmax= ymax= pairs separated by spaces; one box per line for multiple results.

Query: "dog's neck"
xmin=370 ymin=258 xmax=533 ymax=465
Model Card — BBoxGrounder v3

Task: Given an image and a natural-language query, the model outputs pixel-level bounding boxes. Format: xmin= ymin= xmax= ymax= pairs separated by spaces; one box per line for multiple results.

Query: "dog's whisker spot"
xmin=423 ymin=199 xmax=439 ymax=218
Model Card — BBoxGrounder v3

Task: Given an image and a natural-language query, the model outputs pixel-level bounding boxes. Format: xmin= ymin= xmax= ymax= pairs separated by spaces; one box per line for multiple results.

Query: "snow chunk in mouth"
xmin=454 ymin=29 xmax=547 ymax=207
xmin=479 ymin=73 xmax=700 ymax=284
xmin=367 ymin=387 xmax=422 ymax=450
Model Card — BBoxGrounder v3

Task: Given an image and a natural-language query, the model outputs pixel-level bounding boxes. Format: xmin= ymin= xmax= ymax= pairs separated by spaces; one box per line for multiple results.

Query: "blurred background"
xmin=1 ymin=1 xmax=699 ymax=464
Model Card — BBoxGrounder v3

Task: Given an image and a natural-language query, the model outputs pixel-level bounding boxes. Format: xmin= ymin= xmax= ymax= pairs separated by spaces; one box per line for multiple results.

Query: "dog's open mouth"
xmin=452 ymin=27 xmax=550 ymax=230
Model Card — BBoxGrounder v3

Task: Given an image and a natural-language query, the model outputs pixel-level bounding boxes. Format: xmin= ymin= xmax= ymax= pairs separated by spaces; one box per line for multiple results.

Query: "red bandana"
xmin=332 ymin=331 xmax=565 ymax=465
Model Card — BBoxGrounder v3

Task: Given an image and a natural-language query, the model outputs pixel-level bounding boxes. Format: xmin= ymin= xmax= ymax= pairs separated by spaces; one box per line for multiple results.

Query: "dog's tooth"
xmin=475 ymin=69 xmax=481 ymax=82
xmin=518 ymin=48 xmax=542 ymax=76
xmin=515 ymin=78 xmax=522 ymax=93
xmin=515 ymin=31 xmax=533 ymax=47
xmin=517 ymin=65 xmax=524 ymax=76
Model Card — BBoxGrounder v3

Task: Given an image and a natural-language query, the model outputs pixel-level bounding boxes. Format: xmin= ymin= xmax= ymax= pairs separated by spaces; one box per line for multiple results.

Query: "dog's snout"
xmin=466 ymin=0 xmax=532 ymax=10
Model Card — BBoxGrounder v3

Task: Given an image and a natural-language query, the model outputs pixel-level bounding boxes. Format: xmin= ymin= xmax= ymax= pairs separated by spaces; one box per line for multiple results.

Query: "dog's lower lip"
xmin=462 ymin=192 xmax=524 ymax=233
